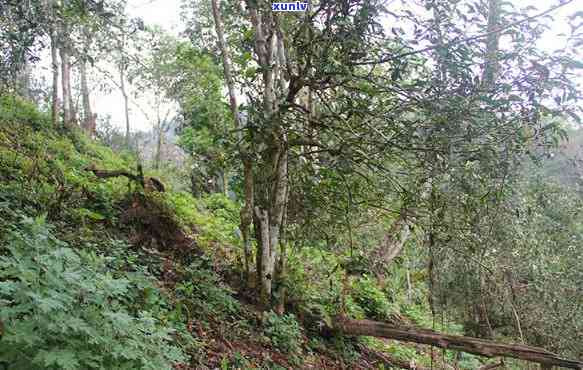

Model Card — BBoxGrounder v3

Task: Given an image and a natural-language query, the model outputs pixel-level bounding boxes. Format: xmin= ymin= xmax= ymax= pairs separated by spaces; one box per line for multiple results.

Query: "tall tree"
xmin=202 ymin=0 xmax=582 ymax=312
xmin=50 ymin=33 xmax=60 ymax=126
xmin=118 ymin=28 xmax=131 ymax=148
xmin=59 ymin=40 xmax=72 ymax=125
xmin=210 ymin=0 xmax=255 ymax=287
xmin=79 ymin=27 xmax=95 ymax=136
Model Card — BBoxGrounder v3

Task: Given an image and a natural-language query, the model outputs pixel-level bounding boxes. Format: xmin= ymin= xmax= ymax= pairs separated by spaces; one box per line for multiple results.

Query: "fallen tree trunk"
xmin=86 ymin=165 xmax=165 ymax=192
xmin=333 ymin=317 xmax=583 ymax=369
xmin=88 ymin=168 xmax=140 ymax=182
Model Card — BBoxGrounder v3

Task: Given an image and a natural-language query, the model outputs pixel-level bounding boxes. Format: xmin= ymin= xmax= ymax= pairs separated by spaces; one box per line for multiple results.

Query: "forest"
xmin=0 ymin=0 xmax=582 ymax=369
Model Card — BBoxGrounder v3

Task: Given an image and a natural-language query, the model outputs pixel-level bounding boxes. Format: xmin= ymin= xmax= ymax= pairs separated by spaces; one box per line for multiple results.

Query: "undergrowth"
xmin=0 ymin=214 xmax=188 ymax=369
xmin=0 ymin=94 xmax=478 ymax=369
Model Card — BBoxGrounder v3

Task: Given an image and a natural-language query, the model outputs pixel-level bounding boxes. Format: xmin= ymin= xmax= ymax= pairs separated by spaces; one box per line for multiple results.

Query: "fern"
xmin=0 ymin=215 xmax=187 ymax=369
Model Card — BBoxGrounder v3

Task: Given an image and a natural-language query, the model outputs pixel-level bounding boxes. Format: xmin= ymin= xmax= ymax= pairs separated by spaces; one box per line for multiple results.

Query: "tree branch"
xmin=352 ymin=0 xmax=576 ymax=65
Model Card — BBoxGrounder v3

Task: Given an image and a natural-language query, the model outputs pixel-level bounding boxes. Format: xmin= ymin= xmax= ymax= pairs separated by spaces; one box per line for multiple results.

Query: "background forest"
xmin=0 ymin=0 xmax=582 ymax=369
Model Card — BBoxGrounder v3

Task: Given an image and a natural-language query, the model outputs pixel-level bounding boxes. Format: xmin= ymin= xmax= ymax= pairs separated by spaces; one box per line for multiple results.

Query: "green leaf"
xmin=37 ymin=349 xmax=80 ymax=370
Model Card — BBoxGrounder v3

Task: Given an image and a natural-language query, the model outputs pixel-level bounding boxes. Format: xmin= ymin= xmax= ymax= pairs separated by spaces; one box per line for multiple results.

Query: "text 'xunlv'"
xmin=272 ymin=2 xmax=308 ymax=11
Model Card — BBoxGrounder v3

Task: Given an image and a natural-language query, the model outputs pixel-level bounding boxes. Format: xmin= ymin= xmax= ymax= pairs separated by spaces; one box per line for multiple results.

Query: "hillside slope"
xmin=0 ymin=96 xmax=494 ymax=369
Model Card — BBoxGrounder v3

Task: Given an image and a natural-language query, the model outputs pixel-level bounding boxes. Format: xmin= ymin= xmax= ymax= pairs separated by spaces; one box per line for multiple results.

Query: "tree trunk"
xmin=406 ymin=260 xmax=412 ymax=304
xmin=482 ymin=0 xmax=501 ymax=88
xmin=253 ymin=135 xmax=288 ymax=308
xmin=118 ymin=30 xmax=131 ymax=149
xmin=79 ymin=29 xmax=95 ymax=136
xmin=221 ymin=170 xmax=228 ymax=196
xmin=247 ymin=4 xmax=289 ymax=308
xmin=274 ymin=242 xmax=287 ymax=315
xmin=59 ymin=45 xmax=72 ymax=126
xmin=120 ymin=64 xmax=130 ymax=149
xmin=211 ymin=0 xmax=256 ymax=289
xmin=213 ymin=0 xmax=292 ymax=308
xmin=85 ymin=165 xmax=164 ymax=192
xmin=154 ymin=116 xmax=162 ymax=170
xmin=332 ymin=317 xmax=583 ymax=369
xmin=80 ymin=59 xmax=94 ymax=135
xmin=372 ymin=209 xmax=410 ymax=278
xmin=254 ymin=211 xmax=263 ymax=283
xmin=50 ymin=32 xmax=59 ymax=127
xmin=255 ymin=206 xmax=277 ymax=307
xmin=67 ymin=60 xmax=75 ymax=124
xmin=58 ymin=0 xmax=74 ymax=126
xmin=17 ymin=59 xmax=32 ymax=101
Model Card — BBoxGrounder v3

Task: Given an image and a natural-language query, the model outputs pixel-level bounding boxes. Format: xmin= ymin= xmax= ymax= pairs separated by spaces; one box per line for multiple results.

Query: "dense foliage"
xmin=0 ymin=215 xmax=187 ymax=370
xmin=1 ymin=0 xmax=582 ymax=368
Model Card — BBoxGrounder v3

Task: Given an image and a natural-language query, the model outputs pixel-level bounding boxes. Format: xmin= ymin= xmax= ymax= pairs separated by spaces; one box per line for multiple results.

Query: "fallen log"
xmin=85 ymin=165 xmax=165 ymax=192
xmin=87 ymin=168 xmax=140 ymax=182
xmin=333 ymin=317 xmax=583 ymax=369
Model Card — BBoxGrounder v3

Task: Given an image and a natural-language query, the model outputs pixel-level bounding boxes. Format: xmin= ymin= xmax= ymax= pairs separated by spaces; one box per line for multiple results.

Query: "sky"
xmin=81 ymin=0 xmax=583 ymax=132
xmin=127 ymin=0 xmax=182 ymax=30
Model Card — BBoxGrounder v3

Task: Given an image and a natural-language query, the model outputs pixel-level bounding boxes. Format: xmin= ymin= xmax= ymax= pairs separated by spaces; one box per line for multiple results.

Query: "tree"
xmin=124 ymin=26 xmax=179 ymax=166
xmin=202 ymin=0 xmax=582 ymax=311
xmin=0 ymin=0 xmax=131 ymax=129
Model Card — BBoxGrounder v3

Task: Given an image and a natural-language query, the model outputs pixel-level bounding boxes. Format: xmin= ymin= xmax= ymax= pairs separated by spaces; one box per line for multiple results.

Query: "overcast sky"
xmin=88 ymin=0 xmax=582 ymax=132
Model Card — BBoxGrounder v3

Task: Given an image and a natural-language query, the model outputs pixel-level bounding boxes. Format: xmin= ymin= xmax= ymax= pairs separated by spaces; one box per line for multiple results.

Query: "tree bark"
xmin=372 ymin=209 xmax=410 ymax=277
xmin=17 ymin=59 xmax=32 ymax=101
xmin=58 ymin=0 xmax=74 ymax=127
xmin=213 ymin=0 xmax=294 ymax=308
xmin=154 ymin=103 xmax=162 ymax=169
xmin=332 ymin=317 xmax=583 ymax=369
xmin=274 ymin=244 xmax=286 ymax=315
xmin=482 ymin=0 xmax=501 ymax=88
xmin=120 ymin=64 xmax=130 ymax=148
xmin=80 ymin=60 xmax=93 ymax=134
xmin=240 ymin=159 xmax=254 ymax=284
xmin=85 ymin=165 xmax=165 ymax=192
xmin=211 ymin=0 xmax=256 ymax=288
xmin=255 ymin=206 xmax=275 ymax=307
xmin=406 ymin=260 xmax=412 ymax=304
xmin=210 ymin=0 xmax=240 ymax=128
xmin=50 ymin=32 xmax=59 ymax=127
xmin=247 ymin=3 xmax=289 ymax=308
xmin=118 ymin=31 xmax=131 ymax=149
xmin=59 ymin=44 xmax=72 ymax=126
xmin=80 ymin=30 xmax=95 ymax=136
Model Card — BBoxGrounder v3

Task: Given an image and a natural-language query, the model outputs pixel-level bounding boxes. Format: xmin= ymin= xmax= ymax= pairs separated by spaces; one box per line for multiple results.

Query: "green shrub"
xmin=200 ymin=193 xmax=240 ymax=224
xmin=263 ymin=311 xmax=303 ymax=354
xmin=162 ymin=191 xmax=200 ymax=229
xmin=0 ymin=216 xmax=187 ymax=369
xmin=387 ymin=344 xmax=425 ymax=364
xmin=352 ymin=276 xmax=397 ymax=321
xmin=175 ymin=259 xmax=241 ymax=319
xmin=458 ymin=353 xmax=483 ymax=369
xmin=0 ymin=94 xmax=50 ymax=128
